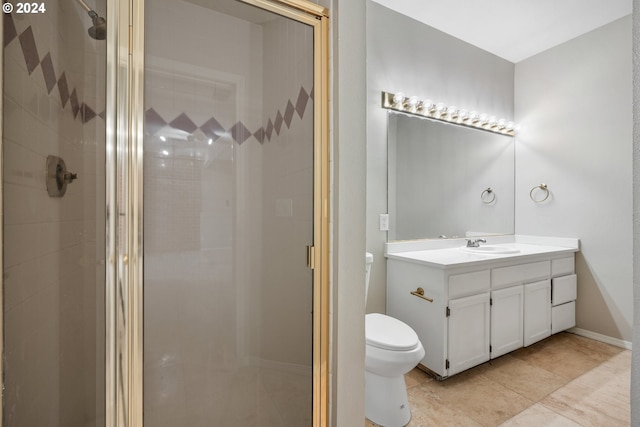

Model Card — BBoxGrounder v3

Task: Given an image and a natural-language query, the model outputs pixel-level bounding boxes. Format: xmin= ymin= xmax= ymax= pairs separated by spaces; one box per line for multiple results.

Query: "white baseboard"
xmin=568 ymin=327 xmax=632 ymax=350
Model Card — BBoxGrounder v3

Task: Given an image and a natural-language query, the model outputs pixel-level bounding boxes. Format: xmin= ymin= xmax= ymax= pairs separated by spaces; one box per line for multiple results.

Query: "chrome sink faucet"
xmin=466 ymin=238 xmax=486 ymax=248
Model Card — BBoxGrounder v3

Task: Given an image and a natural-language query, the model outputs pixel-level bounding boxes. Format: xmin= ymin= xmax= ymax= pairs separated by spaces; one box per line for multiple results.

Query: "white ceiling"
xmin=370 ymin=0 xmax=632 ymax=63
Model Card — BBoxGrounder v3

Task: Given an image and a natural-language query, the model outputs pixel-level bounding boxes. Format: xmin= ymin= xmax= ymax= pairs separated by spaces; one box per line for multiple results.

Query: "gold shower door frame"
xmin=106 ymin=0 xmax=330 ymax=426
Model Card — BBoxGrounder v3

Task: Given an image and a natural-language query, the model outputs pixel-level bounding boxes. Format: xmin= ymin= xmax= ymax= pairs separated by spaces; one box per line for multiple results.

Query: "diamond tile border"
xmin=40 ymin=52 xmax=56 ymax=94
xmin=144 ymin=84 xmax=313 ymax=145
xmin=18 ymin=25 xmax=39 ymax=75
xmin=4 ymin=14 xmax=104 ymax=124
xmin=4 ymin=13 xmax=313 ymax=145
xmin=3 ymin=13 xmax=18 ymax=48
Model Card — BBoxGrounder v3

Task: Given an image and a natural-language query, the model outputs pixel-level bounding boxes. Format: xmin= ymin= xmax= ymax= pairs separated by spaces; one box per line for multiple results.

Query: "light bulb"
xmin=392 ymin=92 xmax=405 ymax=106
xmin=407 ymin=96 xmax=419 ymax=109
xmin=435 ymin=103 xmax=447 ymax=116
xmin=497 ymin=119 xmax=506 ymax=129
xmin=448 ymin=106 xmax=459 ymax=119
xmin=424 ymin=99 xmax=435 ymax=112
xmin=479 ymin=113 xmax=488 ymax=125
xmin=505 ymin=121 xmax=515 ymax=131
xmin=488 ymin=116 xmax=497 ymax=127
xmin=459 ymin=110 xmax=469 ymax=121
xmin=469 ymin=111 xmax=479 ymax=122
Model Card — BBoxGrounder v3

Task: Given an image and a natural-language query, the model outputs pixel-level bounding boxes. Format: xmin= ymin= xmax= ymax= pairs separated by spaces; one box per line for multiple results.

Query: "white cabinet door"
xmin=491 ymin=285 xmax=524 ymax=358
xmin=524 ymin=280 xmax=551 ymax=346
xmin=448 ymin=292 xmax=490 ymax=376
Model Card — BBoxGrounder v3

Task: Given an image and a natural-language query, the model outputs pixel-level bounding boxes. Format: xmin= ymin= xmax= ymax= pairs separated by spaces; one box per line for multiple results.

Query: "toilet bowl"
xmin=365 ymin=253 xmax=425 ymax=427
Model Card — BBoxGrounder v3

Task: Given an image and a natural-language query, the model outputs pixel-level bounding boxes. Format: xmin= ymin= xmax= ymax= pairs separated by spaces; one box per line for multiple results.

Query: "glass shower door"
xmin=2 ymin=0 xmax=107 ymax=425
xmin=143 ymin=0 xmax=321 ymax=424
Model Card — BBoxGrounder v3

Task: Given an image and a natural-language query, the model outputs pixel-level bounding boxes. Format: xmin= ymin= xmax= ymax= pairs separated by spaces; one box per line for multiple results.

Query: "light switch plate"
xmin=379 ymin=213 xmax=389 ymax=231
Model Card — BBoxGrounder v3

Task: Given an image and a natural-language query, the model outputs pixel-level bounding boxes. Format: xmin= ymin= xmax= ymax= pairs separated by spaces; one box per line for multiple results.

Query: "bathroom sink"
xmin=461 ymin=245 xmax=520 ymax=255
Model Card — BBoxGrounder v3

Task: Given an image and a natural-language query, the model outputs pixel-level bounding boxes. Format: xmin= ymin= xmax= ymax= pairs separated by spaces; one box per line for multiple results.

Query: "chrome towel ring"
xmin=481 ymin=187 xmax=496 ymax=204
xmin=530 ymin=183 xmax=550 ymax=203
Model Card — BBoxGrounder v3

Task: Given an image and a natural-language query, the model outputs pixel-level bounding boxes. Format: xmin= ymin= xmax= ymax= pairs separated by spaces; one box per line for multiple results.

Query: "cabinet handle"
xmin=410 ymin=287 xmax=434 ymax=303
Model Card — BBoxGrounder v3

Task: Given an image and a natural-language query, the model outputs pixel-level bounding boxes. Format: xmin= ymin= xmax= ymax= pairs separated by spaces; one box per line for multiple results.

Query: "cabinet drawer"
xmin=552 ymin=301 xmax=576 ymax=334
xmin=492 ymin=261 xmax=550 ymax=289
xmin=552 ymin=274 xmax=577 ymax=306
xmin=552 ymin=256 xmax=575 ymax=276
xmin=448 ymin=270 xmax=490 ymax=299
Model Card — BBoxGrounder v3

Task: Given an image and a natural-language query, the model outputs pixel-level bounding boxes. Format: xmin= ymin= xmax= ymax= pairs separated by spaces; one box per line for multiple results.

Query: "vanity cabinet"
xmin=491 ymin=285 xmax=524 ymax=358
xmin=448 ymin=292 xmax=490 ymax=375
xmin=524 ymin=280 xmax=551 ymax=346
xmin=447 ymin=282 xmax=526 ymax=376
xmin=387 ymin=249 xmax=577 ymax=379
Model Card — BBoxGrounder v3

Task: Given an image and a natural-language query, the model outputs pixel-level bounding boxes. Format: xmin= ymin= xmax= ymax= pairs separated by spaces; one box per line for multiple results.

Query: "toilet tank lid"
xmin=365 ymin=313 xmax=419 ymax=351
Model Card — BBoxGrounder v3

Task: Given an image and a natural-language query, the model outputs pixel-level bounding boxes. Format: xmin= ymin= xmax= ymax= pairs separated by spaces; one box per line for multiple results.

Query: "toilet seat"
xmin=365 ymin=313 xmax=419 ymax=351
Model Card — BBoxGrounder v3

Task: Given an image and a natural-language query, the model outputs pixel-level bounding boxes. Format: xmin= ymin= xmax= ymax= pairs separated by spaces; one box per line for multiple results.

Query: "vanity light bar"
xmin=381 ymin=91 xmax=517 ymax=136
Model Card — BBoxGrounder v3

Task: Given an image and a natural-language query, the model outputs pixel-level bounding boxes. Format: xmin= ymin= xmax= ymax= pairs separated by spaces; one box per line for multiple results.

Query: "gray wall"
xmin=515 ymin=16 xmax=633 ymax=342
xmin=366 ymin=1 xmax=514 ymax=313
xmin=366 ymin=0 xmax=640 ymax=425
xmin=331 ymin=0 xmax=367 ymax=425
xmin=631 ymin=1 xmax=638 ymax=424
xmin=366 ymin=3 xmax=634 ymax=347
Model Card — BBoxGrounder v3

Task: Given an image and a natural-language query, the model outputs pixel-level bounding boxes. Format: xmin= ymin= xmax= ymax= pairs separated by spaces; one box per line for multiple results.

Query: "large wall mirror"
xmin=388 ymin=112 xmax=515 ymax=241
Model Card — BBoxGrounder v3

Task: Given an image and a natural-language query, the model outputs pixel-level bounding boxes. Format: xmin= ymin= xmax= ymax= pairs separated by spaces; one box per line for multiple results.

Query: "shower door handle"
xmin=307 ymin=245 xmax=316 ymax=269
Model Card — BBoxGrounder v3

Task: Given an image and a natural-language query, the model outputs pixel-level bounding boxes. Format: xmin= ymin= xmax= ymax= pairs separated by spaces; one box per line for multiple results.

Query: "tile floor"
xmin=366 ymin=332 xmax=631 ymax=427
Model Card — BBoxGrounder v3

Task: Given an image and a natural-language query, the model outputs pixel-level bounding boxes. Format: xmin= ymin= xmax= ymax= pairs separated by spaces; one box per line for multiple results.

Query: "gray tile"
xmin=284 ymin=100 xmax=295 ymax=128
xmin=4 ymin=13 xmax=18 ymax=47
xmin=274 ymin=111 xmax=284 ymax=135
xmin=200 ymin=116 xmax=225 ymax=140
xmin=40 ymin=53 xmax=56 ymax=94
xmin=169 ymin=113 xmax=198 ymax=134
xmin=145 ymin=108 xmax=167 ymax=136
xmin=230 ymin=122 xmax=251 ymax=144
xmin=58 ymin=72 xmax=70 ymax=107
xmin=253 ymin=127 xmax=265 ymax=144
xmin=69 ymin=88 xmax=80 ymax=118
xmin=265 ymin=118 xmax=274 ymax=141
xmin=82 ymin=104 xmax=96 ymax=123
xmin=18 ymin=26 xmax=39 ymax=74
xmin=295 ymin=86 xmax=310 ymax=119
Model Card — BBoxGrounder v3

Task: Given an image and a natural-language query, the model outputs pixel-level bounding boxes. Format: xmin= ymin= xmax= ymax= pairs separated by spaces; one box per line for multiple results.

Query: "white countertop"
xmin=385 ymin=235 xmax=580 ymax=269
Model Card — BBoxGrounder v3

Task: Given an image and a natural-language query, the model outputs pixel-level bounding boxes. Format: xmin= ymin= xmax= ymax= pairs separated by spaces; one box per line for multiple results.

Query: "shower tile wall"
xmin=2 ymin=2 xmax=105 ymax=427
xmin=144 ymin=1 xmax=314 ymax=425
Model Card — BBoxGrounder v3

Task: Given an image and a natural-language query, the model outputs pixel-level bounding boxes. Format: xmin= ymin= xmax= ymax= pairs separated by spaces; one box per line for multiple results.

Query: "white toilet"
xmin=365 ymin=252 xmax=425 ymax=427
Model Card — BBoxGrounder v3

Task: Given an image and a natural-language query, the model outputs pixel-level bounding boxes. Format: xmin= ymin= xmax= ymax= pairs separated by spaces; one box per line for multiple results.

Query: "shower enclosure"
xmin=1 ymin=0 xmax=329 ymax=425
